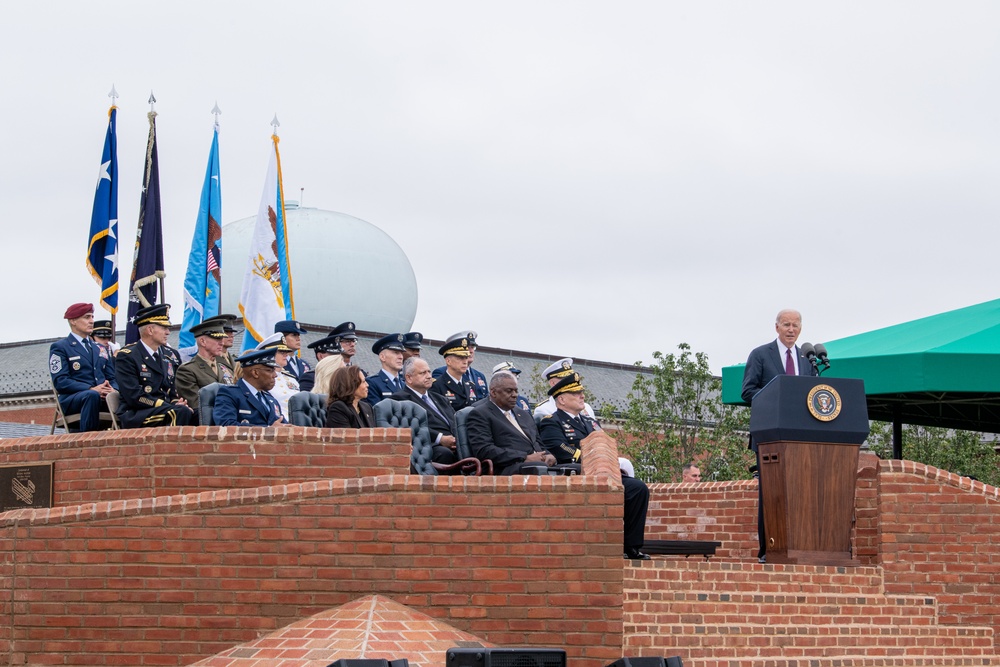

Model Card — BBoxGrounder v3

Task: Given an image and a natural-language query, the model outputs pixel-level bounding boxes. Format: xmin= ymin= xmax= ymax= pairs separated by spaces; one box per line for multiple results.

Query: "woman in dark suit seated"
xmin=325 ymin=366 xmax=375 ymax=428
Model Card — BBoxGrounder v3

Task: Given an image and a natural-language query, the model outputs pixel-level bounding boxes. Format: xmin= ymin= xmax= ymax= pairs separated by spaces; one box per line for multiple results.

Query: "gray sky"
xmin=3 ymin=2 xmax=999 ymax=372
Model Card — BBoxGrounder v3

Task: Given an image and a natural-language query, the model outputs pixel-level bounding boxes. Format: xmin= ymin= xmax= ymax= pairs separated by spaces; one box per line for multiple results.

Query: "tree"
xmin=616 ymin=343 xmax=754 ymax=483
xmin=866 ymin=422 xmax=1000 ymax=486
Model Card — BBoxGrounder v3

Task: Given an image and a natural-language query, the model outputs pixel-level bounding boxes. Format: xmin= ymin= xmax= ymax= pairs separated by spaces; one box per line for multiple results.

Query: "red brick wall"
xmin=0 ymin=405 xmax=55 ymax=426
xmin=645 ymin=480 xmax=759 ymax=560
xmin=0 ymin=429 xmax=628 ymax=667
xmin=878 ymin=459 xmax=1000 ymax=634
xmin=0 ymin=427 xmax=412 ymax=505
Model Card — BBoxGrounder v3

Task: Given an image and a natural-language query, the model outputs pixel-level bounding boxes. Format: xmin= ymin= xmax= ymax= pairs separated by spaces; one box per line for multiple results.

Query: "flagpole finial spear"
xmin=271 ymin=114 xmax=280 ymax=137
xmin=212 ymin=101 xmax=222 ymax=128
xmin=108 ymin=84 xmax=119 ymax=107
xmin=148 ymin=91 xmax=157 ymax=112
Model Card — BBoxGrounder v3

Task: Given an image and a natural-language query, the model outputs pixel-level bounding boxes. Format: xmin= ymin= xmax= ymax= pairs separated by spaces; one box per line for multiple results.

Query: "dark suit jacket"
xmin=466 ymin=399 xmax=546 ymax=475
xmin=741 ymin=340 xmax=817 ymax=403
xmin=116 ymin=343 xmax=181 ymax=412
xmin=430 ymin=372 xmax=477 ymax=411
xmin=214 ymin=380 xmax=283 ymax=426
xmin=391 ymin=386 xmax=457 ymax=442
xmin=325 ymin=400 xmax=375 ymax=428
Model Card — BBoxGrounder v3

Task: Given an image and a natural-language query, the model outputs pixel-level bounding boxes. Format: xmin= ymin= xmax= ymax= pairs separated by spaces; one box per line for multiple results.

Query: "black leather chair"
xmin=373 ymin=399 xmax=481 ymax=475
xmin=288 ymin=392 xmax=327 ymax=427
xmin=455 ymin=406 xmax=493 ymax=475
xmin=198 ymin=383 xmax=223 ymax=426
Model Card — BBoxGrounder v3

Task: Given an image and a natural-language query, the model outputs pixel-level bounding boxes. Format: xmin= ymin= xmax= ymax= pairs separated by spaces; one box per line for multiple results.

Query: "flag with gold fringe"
xmin=238 ymin=130 xmax=295 ymax=351
xmin=86 ymin=105 xmax=119 ymax=314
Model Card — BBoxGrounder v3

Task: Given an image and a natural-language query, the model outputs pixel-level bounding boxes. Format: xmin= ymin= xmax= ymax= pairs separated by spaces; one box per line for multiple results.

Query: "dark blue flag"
xmin=125 ymin=111 xmax=166 ymax=344
xmin=86 ymin=106 xmax=119 ymax=313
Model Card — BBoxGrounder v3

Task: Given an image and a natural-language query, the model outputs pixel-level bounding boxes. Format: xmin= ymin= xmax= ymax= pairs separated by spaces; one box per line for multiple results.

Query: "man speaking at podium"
xmin=741 ymin=308 xmax=817 ymax=561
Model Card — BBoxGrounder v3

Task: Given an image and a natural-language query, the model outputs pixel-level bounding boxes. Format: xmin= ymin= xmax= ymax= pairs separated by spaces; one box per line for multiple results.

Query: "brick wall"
xmin=878 ymin=459 xmax=1000 ymax=635
xmin=0 ymin=429 xmax=629 ymax=667
xmin=0 ymin=427 xmax=412 ymax=505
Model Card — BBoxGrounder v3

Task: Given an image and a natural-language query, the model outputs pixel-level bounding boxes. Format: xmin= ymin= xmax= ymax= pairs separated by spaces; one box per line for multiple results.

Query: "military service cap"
xmin=549 ymin=372 xmax=584 ymax=398
xmin=543 ymin=358 xmax=575 ymax=380
xmin=492 ymin=361 xmax=522 ymax=376
xmin=256 ymin=332 xmax=293 ymax=352
xmin=372 ymin=333 xmax=406 ymax=354
xmin=92 ymin=320 xmax=113 ymax=338
xmin=236 ymin=348 xmax=280 ymax=368
xmin=403 ymin=332 xmax=423 ymax=350
xmin=275 ymin=320 xmax=308 ymax=335
xmin=330 ymin=321 xmax=358 ymax=341
xmin=189 ymin=321 xmax=228 ymax=339
xmin=439 ymin=337 xmax=472 ymax=358
xmin=134 ymin=304 xmax=172 ymax=327
xmin=307 ymin=335 xmax=342 ymax=354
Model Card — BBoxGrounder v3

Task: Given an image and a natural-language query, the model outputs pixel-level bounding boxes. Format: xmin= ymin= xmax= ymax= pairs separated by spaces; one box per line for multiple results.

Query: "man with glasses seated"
xmin=213 ymin=349 xmax=288 ymax=427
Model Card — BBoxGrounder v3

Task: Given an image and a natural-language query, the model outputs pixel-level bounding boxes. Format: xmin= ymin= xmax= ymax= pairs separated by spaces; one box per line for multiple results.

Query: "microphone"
xmin=814 ymin=343 xmax=831 ymax=373
xmin=800 ymin=342 xmax=819 ymax=370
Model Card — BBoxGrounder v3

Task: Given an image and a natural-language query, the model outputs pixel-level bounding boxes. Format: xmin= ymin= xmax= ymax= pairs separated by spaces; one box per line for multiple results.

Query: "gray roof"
xmin=0 ymin=422 xmax=62 ymax=438
xmin=1 ymin=324 xmax=650 ymax=412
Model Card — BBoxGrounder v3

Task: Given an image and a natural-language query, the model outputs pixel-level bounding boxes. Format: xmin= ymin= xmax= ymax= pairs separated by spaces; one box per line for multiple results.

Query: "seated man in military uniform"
xmin=115 ymin=304 xmax=194 ymax=428
xmin=200 ymin=313 xmax=241 ymax=379
xmin=429 ymin=337 xmax=478 ymax=411
xmin=433 ymin=330 xmax=488 ymax=401
xmin=213 ymin=349 xmax=288 ymax=427
xmin=538 ymin=372 xmax=651 ymax=561
xmin=49 ymin=302 xmax=118 ymax=432
xmin=174 ymin=321 xmax=235 ymax=416
xmin=275 ymin=320 xmax=310 ymax=382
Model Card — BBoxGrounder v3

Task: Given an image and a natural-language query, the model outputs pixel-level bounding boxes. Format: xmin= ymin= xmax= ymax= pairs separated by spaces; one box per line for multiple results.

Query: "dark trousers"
xmin=121 ymin=403 xmax=194 ymax=429
xmin=59 ymin=390 xmax=103 ymax=432
xmin=756 ymin=449 xmax=766 ymax=558
xmin=432 ymin=444 xmax=458 ymax=465
xmin=623 ymin=476 xmax=649 ymax=549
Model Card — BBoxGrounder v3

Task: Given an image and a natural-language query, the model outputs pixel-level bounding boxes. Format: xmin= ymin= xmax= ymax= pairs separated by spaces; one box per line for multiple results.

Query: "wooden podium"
xmin=750 ymin=376 xmax=869 ymax=566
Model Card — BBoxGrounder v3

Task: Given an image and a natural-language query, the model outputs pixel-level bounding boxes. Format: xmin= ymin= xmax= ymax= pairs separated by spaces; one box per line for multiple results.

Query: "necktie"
xmin=506 ymin=411 xmax=528 ymax=438
xmin=83 ymin=339 xmax=93 ymax=356
xmin=422 ymin=393 xmax=444 ymax=419
xmin=785 ymin=348 xmax=795 ymax=375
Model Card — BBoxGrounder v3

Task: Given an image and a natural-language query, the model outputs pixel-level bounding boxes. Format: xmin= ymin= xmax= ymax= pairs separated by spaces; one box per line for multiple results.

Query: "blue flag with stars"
xmin=86 ymin=106 xmax=119 ymax=313
xmin=180 ymin=123 xmax=223 ymax=349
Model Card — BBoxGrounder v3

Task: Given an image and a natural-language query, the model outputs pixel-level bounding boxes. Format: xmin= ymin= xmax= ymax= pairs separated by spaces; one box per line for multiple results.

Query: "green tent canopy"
xmin=721 ymin=298 xmax=1000 ymax=434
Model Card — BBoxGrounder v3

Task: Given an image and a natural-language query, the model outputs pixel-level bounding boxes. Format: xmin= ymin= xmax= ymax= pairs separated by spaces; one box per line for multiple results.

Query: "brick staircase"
xmin=623 ymin=559 xmax=996 ymax=667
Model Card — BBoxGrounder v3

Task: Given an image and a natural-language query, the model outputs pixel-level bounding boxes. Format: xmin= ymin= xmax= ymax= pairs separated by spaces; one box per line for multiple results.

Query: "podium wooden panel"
xmin=749 ymin=375 xmax=868 ymax=567
xmin=758 ymin=440 xmax=860 ymax=566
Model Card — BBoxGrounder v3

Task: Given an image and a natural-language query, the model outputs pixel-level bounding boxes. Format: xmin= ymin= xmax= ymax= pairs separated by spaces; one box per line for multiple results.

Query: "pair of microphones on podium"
xmin=800 ymin=342 xmax=831 ymax=375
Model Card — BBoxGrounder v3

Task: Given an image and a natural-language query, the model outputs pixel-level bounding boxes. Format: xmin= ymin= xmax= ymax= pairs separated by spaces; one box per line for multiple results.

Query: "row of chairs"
xmin=197 ymin=384 xmax=490 ymax=476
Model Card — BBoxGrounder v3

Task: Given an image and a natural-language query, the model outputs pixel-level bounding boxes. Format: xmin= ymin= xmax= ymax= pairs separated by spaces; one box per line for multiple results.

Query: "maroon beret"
xmin=63 ymin=303 xmax=94 ymax=320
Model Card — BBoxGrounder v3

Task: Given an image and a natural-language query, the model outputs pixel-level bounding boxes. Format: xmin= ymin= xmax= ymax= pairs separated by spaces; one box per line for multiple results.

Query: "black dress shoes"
xmin=624 ymin=547 xmax=651 ymax=560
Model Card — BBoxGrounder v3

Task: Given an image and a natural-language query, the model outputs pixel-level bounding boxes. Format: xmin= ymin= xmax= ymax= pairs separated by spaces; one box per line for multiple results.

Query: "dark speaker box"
xmin=446 ymin=647 xmax=567 ymax=667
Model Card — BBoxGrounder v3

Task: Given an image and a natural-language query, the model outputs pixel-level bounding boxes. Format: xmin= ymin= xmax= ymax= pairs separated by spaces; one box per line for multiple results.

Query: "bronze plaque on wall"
xmin=0 ymin=463 xmax=53 ymax=512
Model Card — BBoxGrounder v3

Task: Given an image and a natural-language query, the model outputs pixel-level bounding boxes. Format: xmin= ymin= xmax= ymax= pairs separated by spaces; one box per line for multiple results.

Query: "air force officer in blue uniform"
xmin=49 ymin=302 xmax=117 ymax=432
xmin=213 ymin=349 xmax=288 ymax=427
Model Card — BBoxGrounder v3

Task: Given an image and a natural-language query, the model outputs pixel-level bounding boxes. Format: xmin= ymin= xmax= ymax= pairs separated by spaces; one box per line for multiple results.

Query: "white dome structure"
xmin=220 ymin=206 xmax=417 ymax=332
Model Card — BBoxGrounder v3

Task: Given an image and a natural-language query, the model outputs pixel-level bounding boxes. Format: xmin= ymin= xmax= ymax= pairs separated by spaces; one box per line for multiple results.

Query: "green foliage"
xmin=617 ymin=343 xmax=754 ymax=483
xmin=867 ymin=422 xmax=1000 ymax=486
xmin=526 ymin=363 xmax=550 ymax=408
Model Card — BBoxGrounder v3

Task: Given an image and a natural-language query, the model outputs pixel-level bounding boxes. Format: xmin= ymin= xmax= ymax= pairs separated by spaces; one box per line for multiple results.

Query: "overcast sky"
xmin=3 ymin=2 xmax=998 ymax=372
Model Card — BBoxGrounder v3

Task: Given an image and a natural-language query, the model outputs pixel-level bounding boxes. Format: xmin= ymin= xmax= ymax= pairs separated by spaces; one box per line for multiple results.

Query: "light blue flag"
xmin=181 ymin=124 xmax=223 ymax=348
xmin=86 ymin=106 xmax=119 ymax=313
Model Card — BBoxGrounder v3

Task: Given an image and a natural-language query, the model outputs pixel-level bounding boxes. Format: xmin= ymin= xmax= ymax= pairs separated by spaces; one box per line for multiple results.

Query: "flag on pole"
xmin=180 ymin=122 xmax=223 ymax=349
xmin=86 ymin=105 xmax=119 ymax=313
xmin=239 ymin=132 xmax=295 ymax=351
xmin=125 ymin=111 xmax=166 ymax=344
